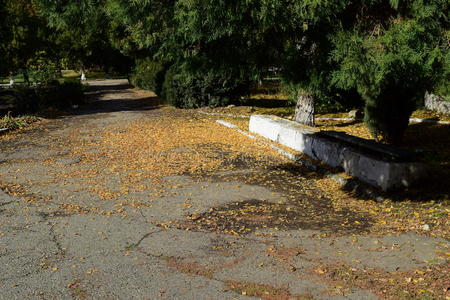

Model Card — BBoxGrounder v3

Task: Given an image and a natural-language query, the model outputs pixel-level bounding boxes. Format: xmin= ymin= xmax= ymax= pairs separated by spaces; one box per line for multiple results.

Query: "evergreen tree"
xmin=330 ymin=0 xmax=449 ymax=143
xmin=22 ymin=0 xmax=449 ymax=144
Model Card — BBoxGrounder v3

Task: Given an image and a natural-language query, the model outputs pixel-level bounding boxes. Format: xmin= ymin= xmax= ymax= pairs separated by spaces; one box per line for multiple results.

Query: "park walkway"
xmin=0 ymin=80 xmax=448 ymax=299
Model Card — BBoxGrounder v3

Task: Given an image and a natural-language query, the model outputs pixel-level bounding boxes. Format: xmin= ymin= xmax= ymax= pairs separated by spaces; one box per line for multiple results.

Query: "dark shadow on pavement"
xmin=73 ymin=81 xmax=163 ymax=115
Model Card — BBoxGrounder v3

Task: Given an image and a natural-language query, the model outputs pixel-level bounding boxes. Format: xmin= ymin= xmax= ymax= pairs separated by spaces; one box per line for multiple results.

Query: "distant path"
xmin=0 ymin=80 xmax=448 ymax=299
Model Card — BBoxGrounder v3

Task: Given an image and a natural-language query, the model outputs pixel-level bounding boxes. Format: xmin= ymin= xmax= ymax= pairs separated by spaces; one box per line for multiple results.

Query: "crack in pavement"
xmin=49 ymin=222 xmax=66 ymax=255
xmin=0 ymin=200 xmax=15 ymax=207
xmin=125 ymin=229 xmax=165 ymax=250
xmin=37 ymin=211 xmax=67 ymax=256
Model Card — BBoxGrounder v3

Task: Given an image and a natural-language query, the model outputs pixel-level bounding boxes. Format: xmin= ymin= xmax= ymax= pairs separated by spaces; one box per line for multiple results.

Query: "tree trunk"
xmin=23 ymin=69 xmax=30 ymax=85
xmin=294 ymin=92 xmax=315 ymax=126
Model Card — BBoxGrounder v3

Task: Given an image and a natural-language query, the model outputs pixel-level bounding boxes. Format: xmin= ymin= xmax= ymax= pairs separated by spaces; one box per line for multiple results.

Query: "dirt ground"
xmin=0 ymin=80 xmax=448 ymax=300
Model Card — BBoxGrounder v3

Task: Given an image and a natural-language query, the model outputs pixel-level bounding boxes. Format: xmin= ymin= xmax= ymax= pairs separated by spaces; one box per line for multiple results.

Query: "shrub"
xmin=59 ymin=79 xmax=85 ymax=106
xmin=35 ymin=83 xmax=66 ymax=110
xmin=9 ymin=86 xmax=39 ymax=114
xmin=35 ymin=80 xmax=84 ymax=110
xmin=162 ymin=62 xmax=251 ymax=109
xmin=29 ymin=52 xmax=60 ymax=85
xmin=130 ymin=58 xmax=167 ymax=96
xmin=8 ymin=80 xmax=84 ymax=113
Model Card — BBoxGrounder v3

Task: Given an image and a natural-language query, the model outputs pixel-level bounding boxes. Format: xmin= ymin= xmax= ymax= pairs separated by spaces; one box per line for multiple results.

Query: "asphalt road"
xmin=0 ymin=80 xmax=448 ymax=300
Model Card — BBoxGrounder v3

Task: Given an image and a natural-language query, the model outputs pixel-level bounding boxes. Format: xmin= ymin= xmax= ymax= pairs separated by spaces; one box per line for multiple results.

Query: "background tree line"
xmin=1 ymin=0 xmax=449 ymax=143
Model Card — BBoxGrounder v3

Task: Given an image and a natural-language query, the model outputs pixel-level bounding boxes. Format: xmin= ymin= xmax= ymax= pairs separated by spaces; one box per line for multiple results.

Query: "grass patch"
xmin=1 ymin=70 xmax=128 ymax=84
xmin=61 ymin=70 xmax=80 ymax=78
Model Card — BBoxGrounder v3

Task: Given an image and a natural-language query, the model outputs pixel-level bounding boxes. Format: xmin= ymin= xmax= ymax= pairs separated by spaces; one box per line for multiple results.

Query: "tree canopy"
xmin=1 ymin=0 xmax=449 ymax=142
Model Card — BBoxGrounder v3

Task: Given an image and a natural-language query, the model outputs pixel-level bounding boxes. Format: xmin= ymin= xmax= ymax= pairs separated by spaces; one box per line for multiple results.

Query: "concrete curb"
xmin=408 ymin=118 xmax=450 ymax=125
xmin=198 ymin=111 xmax=249 ymax=118
xmin=216 ymin=119 xmax=385 ymax=200
xmin=216 ymin=120 xmax=319 ymax=171
xmin=249 ymin=115 xmax=427 ymax=191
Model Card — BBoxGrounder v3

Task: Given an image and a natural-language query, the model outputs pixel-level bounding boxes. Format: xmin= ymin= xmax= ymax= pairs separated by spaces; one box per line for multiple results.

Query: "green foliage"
xmin=434 ymin=44 xmax=450 ymax=97
xmin=330 ymin=0 xmax=449 ymax=143
xmin=8 ymin=80 xmax=84 ymax=114
xmin=28 ymin=51 xmax=60 ymax=85
xmin=8 ymin=86 xmax=39 ymax=113
xmin=107 ymin=0 xmax=264 ymax=107
xmin=162 ymin=62 xmax=251 ymax=109
xmin=0 ymin=112 xmax=40 ymax=130
xmin=0 ymin=0 xmax=50 ymax=76
xmin=129 ymin=59 xmax=167 ymax=96
xmin=7 ymin=0 xmax=447 ymax=145
xmin=33 ymin=0 xmax=131 ymax=74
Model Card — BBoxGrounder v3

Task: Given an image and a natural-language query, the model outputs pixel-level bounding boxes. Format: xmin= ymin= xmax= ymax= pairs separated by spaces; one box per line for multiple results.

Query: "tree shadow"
xmin=191 ymin=158 xmax=373 ymax=235
xmin=392 ymin=122 xmax=450 ymax=201
xmin=315 ymin=122 xmax=450 ymax=203
xmin=71 ymin=81 xmax=163 ymax=116
xmin=72 ymin=96 xmax=162 ymax=116
xmin=85 ymin=83 xmax=132 ymax=93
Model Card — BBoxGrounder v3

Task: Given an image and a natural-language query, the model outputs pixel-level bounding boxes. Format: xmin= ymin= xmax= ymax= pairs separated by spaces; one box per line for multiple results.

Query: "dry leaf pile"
xmin=59 ymin=111 xmax=286 ymax=206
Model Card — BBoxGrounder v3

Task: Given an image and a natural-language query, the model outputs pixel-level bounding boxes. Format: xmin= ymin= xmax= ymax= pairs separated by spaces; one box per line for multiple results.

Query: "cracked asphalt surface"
xmin=0 ymin=80 xmax=448 ymax=300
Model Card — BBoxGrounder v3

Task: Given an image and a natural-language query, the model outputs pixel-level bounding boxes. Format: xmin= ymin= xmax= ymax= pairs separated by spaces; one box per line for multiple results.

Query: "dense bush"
xmin=8 ymin=86 xmax=39 ymax=113
xmin=162 ymin=62 xmax=251 ymax=109
xmin=32 ymin=60 xmax=60 ymax=85
xmin=129 ymin=58 xmax=167 ymax=96
xmin=8 ymin=79 xmax=84 ymax=114
xmin=59 ymin=79 xmax=85 ymax=106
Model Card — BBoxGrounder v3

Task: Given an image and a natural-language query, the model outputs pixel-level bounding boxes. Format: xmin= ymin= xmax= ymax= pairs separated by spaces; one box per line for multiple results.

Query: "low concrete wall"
xmin=425 ymin=93 xmax=450 ymax=115
xmin=249 ymin=115 xmax=427 ymax=191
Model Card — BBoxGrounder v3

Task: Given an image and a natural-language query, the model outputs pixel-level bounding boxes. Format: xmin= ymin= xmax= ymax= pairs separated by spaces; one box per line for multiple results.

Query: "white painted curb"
xmin=248 ymin=115 xmax=427 ymax=191
xmin=215 ymin=120 xmax=318 ymax=170
xmin=198 ymin=111 xmax=248 ymax=118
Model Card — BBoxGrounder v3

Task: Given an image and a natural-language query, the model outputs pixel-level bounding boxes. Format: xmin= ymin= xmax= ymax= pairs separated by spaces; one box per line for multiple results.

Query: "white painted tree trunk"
xmin=9 ymin=76 xmax=15 ymax=86
xmin=294 ymin=92 xmax=315 ymax=126
xmin=81 ymin=70 xmax=86 ymax=81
